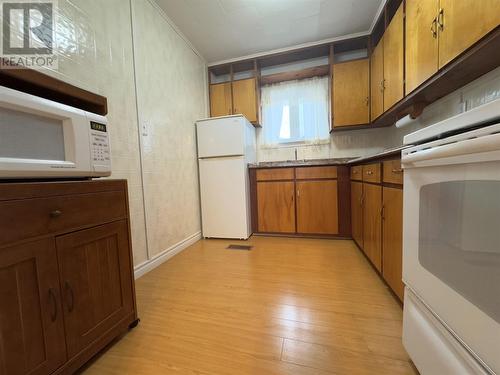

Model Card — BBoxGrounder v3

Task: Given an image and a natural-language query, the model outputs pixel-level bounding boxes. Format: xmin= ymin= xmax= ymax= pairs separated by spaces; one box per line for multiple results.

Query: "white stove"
xmin=401 ymin=99 xmax=500 ymax=375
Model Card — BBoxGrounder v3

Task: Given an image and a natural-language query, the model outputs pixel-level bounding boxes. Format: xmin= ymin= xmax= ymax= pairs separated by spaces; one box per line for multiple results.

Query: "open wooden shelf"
xmin=0 ymin=63 xmax=107 ymax=115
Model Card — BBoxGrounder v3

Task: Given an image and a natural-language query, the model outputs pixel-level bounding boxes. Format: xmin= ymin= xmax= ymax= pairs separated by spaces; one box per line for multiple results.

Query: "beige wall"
xmin=256 ymin=67 xmax=500 ymax=162
xmin=42 ymin=0 xmax=207 ymax=269
xmin=132 ymin=0 xmax=207 ymax=259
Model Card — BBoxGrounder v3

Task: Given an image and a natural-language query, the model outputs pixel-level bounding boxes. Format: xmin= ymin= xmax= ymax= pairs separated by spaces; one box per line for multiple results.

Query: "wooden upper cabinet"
xmin=351 ymin=181 xmax=363 ymax=248
xmin=0 ymin=238 xmax=66 ymax=375
xmin=56 ymin=220 xmax=134 ymax=359
xmin=363 ymin=183 xmax=382 ymax=271
xmin=209 ymin=82 xmax=232 ymax=117
xmin=296 ymin=180 xmax=339 ymax=235
xmin=257 ymin=181 xmax=295 ymax=233
xmin=370 ymin=38 xmax=384 ymax=121
xmin=232 ymin=78 xmax=258 ymax=123
xmin=406 ymin=0 xmax=439 ymax=94
xmin=332 ymin=59 xmax=370 ymax=127
xmin=382 ymin=187 xmax=404 ymax=301
xmin=383 ymin=4 xmax=404 ymax=111
xmin=438 ymin=0 xmax=500 ymax=68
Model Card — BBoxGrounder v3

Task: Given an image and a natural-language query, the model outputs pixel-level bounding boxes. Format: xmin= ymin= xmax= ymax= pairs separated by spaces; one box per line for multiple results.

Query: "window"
xmin=261 ymin=76 xmax=330 ymax=146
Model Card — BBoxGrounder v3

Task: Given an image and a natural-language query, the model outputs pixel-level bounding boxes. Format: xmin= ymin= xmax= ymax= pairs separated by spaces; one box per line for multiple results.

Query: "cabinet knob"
xmin=50 ymin=210 xmax=62 ymax=218
xmin=366 ymin=170 xmax=373 ymax=175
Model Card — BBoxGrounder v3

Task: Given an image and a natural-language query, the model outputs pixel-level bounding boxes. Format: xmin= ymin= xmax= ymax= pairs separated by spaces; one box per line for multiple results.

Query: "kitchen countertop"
xmin=248 ymin=145 xmax=411 ymax=169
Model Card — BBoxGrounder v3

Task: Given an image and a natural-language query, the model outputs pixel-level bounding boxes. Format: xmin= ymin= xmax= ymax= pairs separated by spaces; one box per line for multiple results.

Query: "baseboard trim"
xmin=134 ymin=231 xmax=201 ymax=279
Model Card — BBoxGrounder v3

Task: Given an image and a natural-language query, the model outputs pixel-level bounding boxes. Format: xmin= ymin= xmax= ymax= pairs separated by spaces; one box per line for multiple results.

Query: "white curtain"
xmin=261 ymin=76 xmax=330 ymax=146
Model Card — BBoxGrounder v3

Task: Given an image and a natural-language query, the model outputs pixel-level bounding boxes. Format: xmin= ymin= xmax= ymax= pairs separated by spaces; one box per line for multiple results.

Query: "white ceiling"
xmin=154 ymin=0 xmax=384 ymax=64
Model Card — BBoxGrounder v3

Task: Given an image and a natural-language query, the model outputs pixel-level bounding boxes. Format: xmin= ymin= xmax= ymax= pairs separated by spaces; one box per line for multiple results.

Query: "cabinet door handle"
xmin=380 ymin=79 xmax=384 ymax=93
xmin=65 ymin=281 xmax=74 ymax=313
xmin=366 ymin=170 xmax=373 ymax=175
xmin=48 ymin=288 xmax=58 ymax=322
xmin=392 ymin=168 xmax=403 ymax=174
xmin=365 ymin=96 xmax=369 ymax=106
xmin=50 ymin=210 xmax=62 ymax=218
xmin=437 ymin=8 xmax=444 ymax=31
xmin=381 ymin=205 xmax=385 ymax=220
xmin=297 ymin=189 xmax=300 ymax=198
xmin=431 ymin=17 xmax=438 ymax=38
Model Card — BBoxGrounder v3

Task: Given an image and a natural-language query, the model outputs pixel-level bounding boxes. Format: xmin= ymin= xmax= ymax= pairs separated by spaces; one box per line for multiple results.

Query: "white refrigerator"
xmin=196 ymin=115 xmax=256 ymax=239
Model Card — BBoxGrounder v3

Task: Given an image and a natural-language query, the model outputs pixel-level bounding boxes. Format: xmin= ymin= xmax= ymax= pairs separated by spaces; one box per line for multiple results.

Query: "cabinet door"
xmin=351 ymin=181 xmax=363 ymax=248
xmin=363 ymin=183 xmax=382 ymax=271
xmin=0 ymin=239 xmax=66 ymax=375
xmin=370 ymin=38 xmax=384 ymax=121
xmin=232 ymin=78 xmax=258 ymax=123
xmin=210 ymin=82 xmax=232 ymax=117
xmin=333 ymin=59 xmax=370 ymax=127
xmin=56 ymin=221 xmax=134 ymax=358
xmin=406 ymin=0 xmax=439 ymax=94
xmin=438 ymin=0 xmax=500 ymax=68
xmin=257 ymin=181 xmax=295 ymax=233
xmin=296 ymin=180 xmax=339 ymax=234
xmin=383 ymin=4 xmax=404 ymax=111
xmin=382 ymin=187 xmax=404 ymax=301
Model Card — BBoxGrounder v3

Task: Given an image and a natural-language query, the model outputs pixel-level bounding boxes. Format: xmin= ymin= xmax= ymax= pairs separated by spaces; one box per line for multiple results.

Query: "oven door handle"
xmin=402 ymin=132 xmax=500 ymax=166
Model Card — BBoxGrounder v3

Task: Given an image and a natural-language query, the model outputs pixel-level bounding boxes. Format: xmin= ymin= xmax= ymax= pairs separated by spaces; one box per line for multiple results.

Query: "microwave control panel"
xmin=89 ymin=121 xmax=110 ymax=165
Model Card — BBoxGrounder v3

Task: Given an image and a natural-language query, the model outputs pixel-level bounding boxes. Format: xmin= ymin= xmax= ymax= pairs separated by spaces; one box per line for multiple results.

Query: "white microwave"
xmin=0 ymin=85 xmax=111 ymax=179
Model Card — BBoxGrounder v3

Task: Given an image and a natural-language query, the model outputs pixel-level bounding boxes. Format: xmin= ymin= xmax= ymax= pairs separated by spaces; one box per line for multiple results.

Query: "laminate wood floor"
xmin=82 ymin=236 xmax=418 ymax=375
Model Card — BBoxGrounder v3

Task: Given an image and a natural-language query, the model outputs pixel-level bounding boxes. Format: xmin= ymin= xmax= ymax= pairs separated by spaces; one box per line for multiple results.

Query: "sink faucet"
xmin=294 ymin=148 xmax=298 ymax=161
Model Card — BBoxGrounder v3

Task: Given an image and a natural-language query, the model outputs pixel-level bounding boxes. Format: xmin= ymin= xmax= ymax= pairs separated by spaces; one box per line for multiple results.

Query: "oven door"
xmin=402 ymin=127 xmax=500 ymax=374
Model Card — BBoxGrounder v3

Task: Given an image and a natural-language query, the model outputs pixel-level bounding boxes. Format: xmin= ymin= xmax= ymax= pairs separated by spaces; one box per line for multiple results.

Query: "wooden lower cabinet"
xmin=0 ymin=180 xmax=137 ymax=375
xmin=296 ymin=180 xmax=338 ymax=234
xmin=253 ymin=166 xmax=345 ymax=236
xmin=350 ymin=181 xmax=363 ymax=248
xmin=0 ymin=238 xmax=66 ymax=375
xmin=257 ymin=181 xmax=295 ymax=233
xmin=363 ymin=183 xmax=382 ymax=272
xmin=351 ymin=161 xmax=404 ymax=302
xmin=56 ymin=221 xmax=134 ymax=358
xmin=382 ymin=187 xmax=404 ymax=301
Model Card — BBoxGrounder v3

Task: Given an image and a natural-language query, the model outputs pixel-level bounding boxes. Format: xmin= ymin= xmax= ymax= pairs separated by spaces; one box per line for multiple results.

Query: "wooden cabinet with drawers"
xmin=350 ymin=158 xmax=404 ymax=301
xmin=0 ymin=180 xmax=138 ymax=375
xmin=252 ymin=165 xmax=349 ymax=236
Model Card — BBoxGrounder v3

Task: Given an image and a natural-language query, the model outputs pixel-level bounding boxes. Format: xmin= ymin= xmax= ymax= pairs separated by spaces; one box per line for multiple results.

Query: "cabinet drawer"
xmin=350 ymin=165 xmax=363 ymax=181
xmin=296 ymin=166 xmax=337 ymax=180
xmin=383 ymin=160 xmax=403 ymax=185
xmin=0 ymin=190 xmax=127 ymax=246
xmin=363 ymin=163 xmax=381 ymax=183
xmin=256 ymin=168 xmax=294 ymax=181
